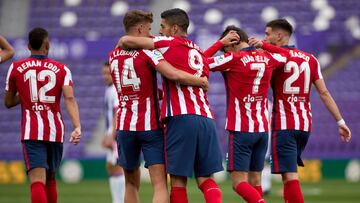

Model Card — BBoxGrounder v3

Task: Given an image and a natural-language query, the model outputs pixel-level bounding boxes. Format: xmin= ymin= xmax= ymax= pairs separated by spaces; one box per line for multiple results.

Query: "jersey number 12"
xmin=24 ymin=69 xmax=56 ymax=103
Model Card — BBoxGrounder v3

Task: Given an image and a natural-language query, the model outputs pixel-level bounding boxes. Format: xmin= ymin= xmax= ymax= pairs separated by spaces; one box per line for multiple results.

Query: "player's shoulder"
xmin=12 ymin=57 xmax=32 ymax=66
xmin=292 ymin=48 xmax=311 ymax=56
xmin=46 ymin=58 xmax=66 ymax=67
xmin=141 ymin=49 xmax=162 ymax=57
xmin=293 ymin=48 xmax=319 ymax=63
xmin=109 ymin=47 xmax=120 ymax=56
xmin=153 ymin=35 xmax=175 ymax=42
xmin=140 ymin=49 xmax=164 ymax=65
xmin=181 ymin=37 xmax=202 ymax=51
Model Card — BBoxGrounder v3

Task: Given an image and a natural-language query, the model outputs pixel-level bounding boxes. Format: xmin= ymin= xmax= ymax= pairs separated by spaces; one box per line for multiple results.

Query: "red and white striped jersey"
xmin=109 ymin=48 xmax=163 ymax=131
xmin=5 ymin=56 xmax=73 ymax=142
xmin=153 ymin=36 xmax=214 ymax=119
xmin=262 ymin=43 xmax=323 ymax=132
xmin=208 ymin=47 xmax=286 ymax=132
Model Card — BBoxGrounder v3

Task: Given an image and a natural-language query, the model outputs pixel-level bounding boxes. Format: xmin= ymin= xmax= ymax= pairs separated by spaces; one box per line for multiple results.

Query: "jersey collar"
xmin=30 ymin=55 xmax=48 ymax=59
xmin=241 ymin=46 xmax=257 ymax=51
xmin=281 ymin=45 xmax=296 ymax=49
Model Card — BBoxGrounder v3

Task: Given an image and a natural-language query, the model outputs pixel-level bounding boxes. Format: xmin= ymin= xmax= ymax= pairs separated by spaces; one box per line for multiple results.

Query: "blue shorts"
xmin=116 ymin=129 xmax=165 ymax=170
xmin=227 ymin=131 xmax=268 ymax=172
xmin=21 ymin=140 xmax=63 ymax=173
xmin=165 ymin=115 xmax=223 ymax=177
xmin=271 ymin=130 xmax=310 ymax=174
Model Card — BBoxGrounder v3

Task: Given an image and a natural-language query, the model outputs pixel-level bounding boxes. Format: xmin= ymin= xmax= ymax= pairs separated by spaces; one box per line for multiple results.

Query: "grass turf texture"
xmin=1 ymin=179 xmax=359 ymax=203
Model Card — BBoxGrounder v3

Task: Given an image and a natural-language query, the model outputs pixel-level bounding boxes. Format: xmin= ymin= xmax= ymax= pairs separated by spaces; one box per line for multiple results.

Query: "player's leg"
xmin=106 ymin=141 xmax=125 ymax=203
xmin=116 ymin=131 xmax=142 ymax=203
xmin=148 ymin=164 xmax=168 ymax=203
xmin=22 ymin=141 xmax=48 ymax=203
xmin=141 ymin=130 xmax=168 ymax=203
xmin=46 ymin=172 xmax=57 ymax=203
xmin=195 ymin=117 xmax=223 ymax=203
xmin=228 ymin=132 xmax=265 ymax=203
xmin=165 ymin=115 xmax=198 ymax=203
xmin=271 ymin=130 xmax=309 ymax=203
xmin=28 ymin=168 xmax=47 ymax=203
xmin=123 ymin=168 xmax=141 ymax=203
xmin=248 ymin=132 xmax=269 ymax=197
xmin=169 ymin=175 xmax=188 ymax=203
xmin=284 ymin=131 xmax=310 ymax=203
xmin=260 ymin=163 xmax=272 ymax=195
xmin=261 ymin=131 xmax=272 ymax=195
xmin=249 ymin=172 xmax=263 ymax=196
xmin=45 ymin=141 xmax=63 ymax=203
xmin=271 ymin=130 xmax=299 ymax=201
xmin=107 ymin=163 xmax=125 ymax=203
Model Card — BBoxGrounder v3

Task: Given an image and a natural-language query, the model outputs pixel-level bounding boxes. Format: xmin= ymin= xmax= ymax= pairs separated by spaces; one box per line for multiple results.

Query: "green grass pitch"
xmin=1 ymin=179 xmax=359 ymax=203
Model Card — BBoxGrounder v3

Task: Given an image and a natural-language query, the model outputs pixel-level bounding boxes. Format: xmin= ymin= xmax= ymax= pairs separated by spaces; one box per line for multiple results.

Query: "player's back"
xmin=153 ymin=36 xmax=213 ymax=119
xmin=6 ymin=56 xmax=71 ymax=142
xmin=109 ymin=48 xmax=162 ymax=131
xmin=271 ymin=47 xmax=323 ymax=132
xmin=209 ymin=47 xmax=283 ymax=132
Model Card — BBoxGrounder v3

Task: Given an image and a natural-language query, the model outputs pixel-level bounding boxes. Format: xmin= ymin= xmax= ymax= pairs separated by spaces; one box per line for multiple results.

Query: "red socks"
xmin=199 ymin=179 xmax=222 ymax=203
xmin=170 ymin=186 xmax=188 ymax=203
xmin=236 ymin=182 xmax=265 ymax=203
xmin=46 ymin=178 xmax=57 ymax=203
xmin=284 ymin=180 xmax=304 ymax=203
xmin=31 ymin=182 xmax=47 ymax=203
xmin=254 ymin=185 xmax=263 ymax=197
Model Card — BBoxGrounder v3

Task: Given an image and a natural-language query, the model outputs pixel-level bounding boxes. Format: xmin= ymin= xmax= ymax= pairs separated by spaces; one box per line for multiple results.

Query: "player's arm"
xmin=4 ymin=63 xmax=19 ymax=108
xmin=204 ymin=31 xmax=240 ymax=57
xmin=314 ymin=79 xmax=351 ymax=143
xmin=0 ymin=35 xmax=15 ymax=64
xmin=4 ymin=91 xmax=20 ymax=108
xmin=207 ymin=52 xmax=234 ymax=72
xmin=117 ymin=36 xmax=155 ymax=50
xmin=62 ymin=67 xmax=81 ymax=145
xmin=155 ymin=60 xmax=208 ymax=91
xmin=63 ymin=86 xmax=81 ymax=145
xmin=249 ymin=37 xmax=290 ymax=55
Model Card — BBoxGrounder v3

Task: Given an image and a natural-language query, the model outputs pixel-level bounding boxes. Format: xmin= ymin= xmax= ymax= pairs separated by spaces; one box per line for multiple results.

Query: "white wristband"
xmin=337 ymin=119 xmax=345 ymax=126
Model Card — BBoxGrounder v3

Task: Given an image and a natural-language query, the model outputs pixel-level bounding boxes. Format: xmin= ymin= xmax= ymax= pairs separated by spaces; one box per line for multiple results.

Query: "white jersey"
xmin=104 ymin=85 xmax=119 ymax=136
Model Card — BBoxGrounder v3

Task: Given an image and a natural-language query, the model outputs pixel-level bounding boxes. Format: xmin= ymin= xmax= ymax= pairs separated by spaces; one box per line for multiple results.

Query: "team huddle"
xmin=2 ymin=7 xmax=351 ymax=203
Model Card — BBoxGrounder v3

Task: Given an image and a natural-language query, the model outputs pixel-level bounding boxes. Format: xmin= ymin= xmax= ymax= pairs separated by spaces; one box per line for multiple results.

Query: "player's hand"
xmin=70 ymin=127 xmax=81 ymax=145
xmin=102 ymin=135 xmax=114 ymax=149
xmin=200 ymin=76 xmax=209 ymax=92
xmin=220 ymin=31 xmax=240 ymax=46
xmin=339 ymin=124 xmax=351 ymax=143
xmin=248 ymin=37 xmax=263 ymax=48
xmin=116 ymin=37 xmax=125 ymax=48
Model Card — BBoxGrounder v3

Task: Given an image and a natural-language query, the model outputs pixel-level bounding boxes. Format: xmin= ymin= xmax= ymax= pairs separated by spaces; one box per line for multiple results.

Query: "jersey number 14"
xmin=111 ymin=58 xmax=141 ymax=92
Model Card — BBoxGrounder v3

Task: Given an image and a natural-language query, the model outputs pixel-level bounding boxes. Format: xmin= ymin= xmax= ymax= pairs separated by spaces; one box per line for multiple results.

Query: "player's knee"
xmin=106 ymin=164 xmax=123 ymax=175
xmin=248 ymin=174 xmax=261 ymax=186
xmin=282 ymin=172 xmax=298 ymax=183
xmin=124 ymin=169 xmax=140 ymax=186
